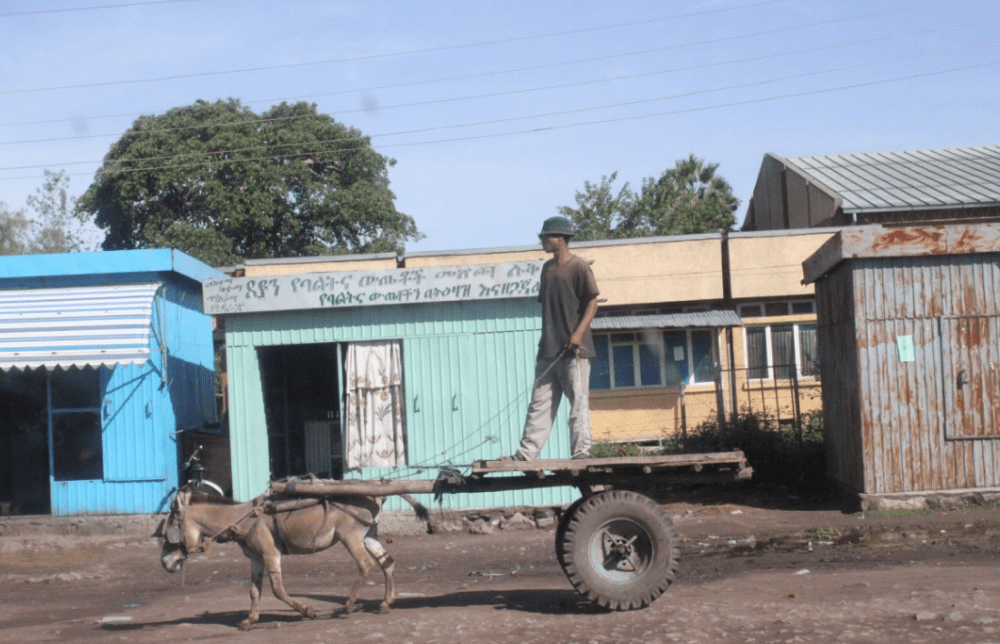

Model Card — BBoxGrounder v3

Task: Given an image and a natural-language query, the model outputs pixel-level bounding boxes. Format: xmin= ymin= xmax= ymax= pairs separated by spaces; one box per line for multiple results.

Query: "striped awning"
xmin=0 ymin=283 xmax=162 ymax=371
xmin=592 ymin=310 xmax=743 ymax=331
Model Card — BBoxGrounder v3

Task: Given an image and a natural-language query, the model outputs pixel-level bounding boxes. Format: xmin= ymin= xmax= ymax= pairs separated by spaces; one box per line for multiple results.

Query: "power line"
xmin=373 ymin=60 xmax=999 ymax=152
xmin=1 ymin=0 xmax=957 ymax=96
xmin=3 ymin=30 xmax=995 ymax=161
xmin=3 ymin=43 xmax=994 ymax=175
xmin=3 ymin=58 xmax=994 ymax=184
xmin=0 ymin=0 xmax=210 ymax=18
xmin=6 ymin=9 xmax=989 ymax=131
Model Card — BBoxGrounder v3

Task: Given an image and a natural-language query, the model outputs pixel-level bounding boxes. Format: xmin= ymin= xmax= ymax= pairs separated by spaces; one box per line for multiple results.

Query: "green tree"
xmin=556 ymin=172 xmax=640 ymax=241
xmin=0 ymin=202 xmax=33 ymax=255
xmin=26 ymin=169 xmax=97 ymax=253
xmin=560 ymin=154 xmax=740 ymax=241
xmin=78 ymin=99 xmax=421 ymax=267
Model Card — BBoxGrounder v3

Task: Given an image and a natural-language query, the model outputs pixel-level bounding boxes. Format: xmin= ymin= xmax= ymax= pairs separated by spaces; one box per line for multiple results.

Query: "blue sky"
xmin=2 ymin=0 xmax=998 ymax=254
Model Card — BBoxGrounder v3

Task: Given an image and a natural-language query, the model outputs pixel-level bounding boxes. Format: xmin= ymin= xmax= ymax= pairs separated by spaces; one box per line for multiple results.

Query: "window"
xmin=739 ymin=300 xmax=814 ymax=318
xmin=745 ymin=323 xmax=817 ymax=380
xmin=51 ymin=367 xmax=104 ymax=481
xmin=591 ymin=329 xmax=716 ymax=390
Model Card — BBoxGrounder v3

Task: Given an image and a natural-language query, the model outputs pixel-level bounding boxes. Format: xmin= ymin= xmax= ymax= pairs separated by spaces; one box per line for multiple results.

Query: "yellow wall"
xmin=590 ymin=328 xmax=822 ymax=443
xmin=404 ymin=249 xmax=544 ymax=267
xmin=243 ymin=257 xmax=397 ymax=276
xmin=728 ymin=232 xmax=834 ymax=299
xmin=575 ymin=238 xmax=723 ymax=306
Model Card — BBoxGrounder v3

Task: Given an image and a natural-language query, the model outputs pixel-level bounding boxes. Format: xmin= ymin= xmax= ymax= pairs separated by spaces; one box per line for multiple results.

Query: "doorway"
xmin=258 ymin=343 xmax=343 ymax=480
xmin=0 ymin=369 xmax=50 ymax=515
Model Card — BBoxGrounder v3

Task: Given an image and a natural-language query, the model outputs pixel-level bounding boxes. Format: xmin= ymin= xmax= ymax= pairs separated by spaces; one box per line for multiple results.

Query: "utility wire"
xmin=1 ymin=0 xmax=957 ymax=96
xmin=1 ymin=51 xmax=995 ymax=178
xmin=4 ymin=17 xmax=996 ymax=143
xmin=0 ymin=0 xmax=210 ymax=17
xmin=4 ymin=6 xmax=986 ymax=129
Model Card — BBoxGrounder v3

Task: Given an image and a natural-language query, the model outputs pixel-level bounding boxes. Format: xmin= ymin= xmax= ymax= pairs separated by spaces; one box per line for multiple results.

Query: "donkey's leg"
xmin=239 ymin=558 xmax=266 ymax=631
xmin=339 ymin=533 xmax=377 ymax=614
xmin=363 ymin=536 xmax=397 ymax=613
xmin=260 ymin=541 xmax=317 ymax=620
xmin=264 ymin=554 xmax=318 ymax=619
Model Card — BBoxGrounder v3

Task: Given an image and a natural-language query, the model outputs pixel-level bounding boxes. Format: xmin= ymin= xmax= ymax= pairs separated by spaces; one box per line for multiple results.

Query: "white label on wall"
xmin=203 ymin=260 xmax=545 ymax=315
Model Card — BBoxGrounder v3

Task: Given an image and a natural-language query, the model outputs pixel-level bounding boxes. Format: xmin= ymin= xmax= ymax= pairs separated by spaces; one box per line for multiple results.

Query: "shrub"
xmin=589 ymin=442 xmax=644 ymax=459
xmin=663 ymin=409 xmax=826 ymax=493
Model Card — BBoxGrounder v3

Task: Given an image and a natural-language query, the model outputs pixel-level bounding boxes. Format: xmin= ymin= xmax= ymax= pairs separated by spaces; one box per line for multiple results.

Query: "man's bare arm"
xmin=568 ymin=296 xmax=599 ymax=350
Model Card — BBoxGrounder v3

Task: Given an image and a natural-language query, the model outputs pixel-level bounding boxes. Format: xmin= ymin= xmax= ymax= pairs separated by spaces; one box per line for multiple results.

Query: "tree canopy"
xmin=0 ymin=170 xmax=96 ymax=255
xmin=558 ymin=154 xmax=740 ymax=241
xmin=78 ymin=99 xmax=421 ymax=267
xmin=0 ymin=202 xmax=34 ymax=255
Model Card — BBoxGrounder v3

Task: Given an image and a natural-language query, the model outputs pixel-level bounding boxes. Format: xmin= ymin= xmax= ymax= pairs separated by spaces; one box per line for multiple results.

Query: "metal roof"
xmin=786 ymin=145 xmax=1000 ymax=214
xmin=0 ymin=283 xmax=161 ymax=371
xmin=592 ymin=310 xmax=743 ymax=330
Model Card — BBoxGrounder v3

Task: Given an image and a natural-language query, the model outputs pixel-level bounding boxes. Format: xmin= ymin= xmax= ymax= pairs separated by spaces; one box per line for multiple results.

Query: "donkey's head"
xmin=155 ymin=486 xmax=198 ymax=573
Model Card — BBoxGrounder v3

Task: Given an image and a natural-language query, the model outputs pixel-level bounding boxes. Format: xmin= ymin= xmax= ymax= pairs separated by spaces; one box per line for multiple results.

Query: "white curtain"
xmin=344 ymin=341 xmax=406 ymax=469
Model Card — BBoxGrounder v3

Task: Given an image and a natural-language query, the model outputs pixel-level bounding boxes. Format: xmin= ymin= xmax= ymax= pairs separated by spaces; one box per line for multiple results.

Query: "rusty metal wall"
xmin=817 ymin=253 xmax=1000 ymax=494
xmin=814 ymin=264 xmax=866 ymax=492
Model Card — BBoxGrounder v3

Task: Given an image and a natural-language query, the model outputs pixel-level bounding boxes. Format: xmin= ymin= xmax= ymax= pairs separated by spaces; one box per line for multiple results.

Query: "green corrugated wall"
xmin=224 ymin=298 xmax=575 ymax=509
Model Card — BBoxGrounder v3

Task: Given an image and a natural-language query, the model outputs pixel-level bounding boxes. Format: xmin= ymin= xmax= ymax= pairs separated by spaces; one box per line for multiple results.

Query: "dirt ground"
xmin=4 ymin=488 xmax=1000 ymax=644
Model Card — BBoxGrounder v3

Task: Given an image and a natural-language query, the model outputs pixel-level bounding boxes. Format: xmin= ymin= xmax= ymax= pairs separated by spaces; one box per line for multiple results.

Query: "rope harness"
xmin=170 ymin=491 xmax=378 ymax=556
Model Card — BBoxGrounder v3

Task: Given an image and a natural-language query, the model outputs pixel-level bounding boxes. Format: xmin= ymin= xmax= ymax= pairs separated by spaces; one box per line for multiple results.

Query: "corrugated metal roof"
xmin=786 ymin=145 xmax=1000 ymax=214
xmin=0 ymin=283 xmax=161 ymax=371
xmin=592 ymin=310 xmax=743 ymax=330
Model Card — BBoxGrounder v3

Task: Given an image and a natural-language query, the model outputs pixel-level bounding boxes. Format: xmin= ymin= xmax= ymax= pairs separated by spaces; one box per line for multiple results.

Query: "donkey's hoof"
xmin=238 ymin=619 xmax=255 ymax=631
xmin=302 ymin=606 xmax=318 ymax=619
xmin=377 ymin=603 xmax=391 ymax=614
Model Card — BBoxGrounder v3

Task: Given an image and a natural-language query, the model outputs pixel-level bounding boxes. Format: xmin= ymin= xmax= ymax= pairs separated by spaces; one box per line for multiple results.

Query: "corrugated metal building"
xmin=0 ymin=250 xmax=222 ymax=515
xmin=803 ymin=223 xmax=1000 ymax=496
xmin=207 ymin=258 xmax=583 ymax=510
xmin=744 ymin=144 xmax=1000 ymax=231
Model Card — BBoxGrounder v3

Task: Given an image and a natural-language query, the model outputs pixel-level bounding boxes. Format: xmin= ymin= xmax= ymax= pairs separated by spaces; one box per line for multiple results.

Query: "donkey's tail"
xmin=396 ymin=493 xmax=430 ymax=522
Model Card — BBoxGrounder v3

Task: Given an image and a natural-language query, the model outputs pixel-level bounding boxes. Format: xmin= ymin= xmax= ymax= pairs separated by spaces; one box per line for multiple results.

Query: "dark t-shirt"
xmin=536 ymin=255 xmax=600 ymax=359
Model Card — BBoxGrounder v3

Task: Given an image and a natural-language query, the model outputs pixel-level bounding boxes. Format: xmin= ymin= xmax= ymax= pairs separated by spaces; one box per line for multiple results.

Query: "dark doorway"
xmin=0 ymin=369 xmax=50 ymax=515
xmin=258 ymin=343 xmax=342 ymax=480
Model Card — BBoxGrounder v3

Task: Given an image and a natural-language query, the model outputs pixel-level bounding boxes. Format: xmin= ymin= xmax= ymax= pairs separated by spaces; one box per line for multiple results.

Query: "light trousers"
xmin=515 ymin=356 xmax=592 ymax=460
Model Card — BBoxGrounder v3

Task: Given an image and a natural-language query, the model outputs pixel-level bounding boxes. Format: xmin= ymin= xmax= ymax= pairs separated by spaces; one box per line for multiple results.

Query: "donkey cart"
xmin=269 ymin=451 xmax=752 ymax=612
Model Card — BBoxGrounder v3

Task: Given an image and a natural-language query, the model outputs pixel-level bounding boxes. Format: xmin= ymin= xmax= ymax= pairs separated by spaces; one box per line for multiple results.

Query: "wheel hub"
xmin=602 ymin=530 xmax=640 ymax=571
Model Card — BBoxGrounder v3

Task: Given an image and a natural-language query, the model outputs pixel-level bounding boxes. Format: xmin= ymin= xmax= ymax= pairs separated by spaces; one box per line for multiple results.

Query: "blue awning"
xmin=0 ymin=283 xmax=161 ymax=371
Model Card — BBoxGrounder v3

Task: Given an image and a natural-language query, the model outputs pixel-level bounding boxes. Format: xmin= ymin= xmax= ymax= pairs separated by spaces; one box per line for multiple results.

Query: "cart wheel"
xmin=555 ymin=496 xmax=587 ymax=568
xmin=557 ymin=489 xmax=678 ymax=611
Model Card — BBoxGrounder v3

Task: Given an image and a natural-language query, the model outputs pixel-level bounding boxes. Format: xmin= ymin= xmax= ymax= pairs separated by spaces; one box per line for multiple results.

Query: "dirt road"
xmin=3 ymin=495 xmax=1000 ymax=644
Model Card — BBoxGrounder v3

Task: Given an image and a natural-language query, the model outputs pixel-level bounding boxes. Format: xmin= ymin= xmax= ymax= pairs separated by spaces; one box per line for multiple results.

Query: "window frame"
xmin=743 ymin=322 xmax=818 ymax=381
xmin=591 ymin=328 xmax=718 ymax=391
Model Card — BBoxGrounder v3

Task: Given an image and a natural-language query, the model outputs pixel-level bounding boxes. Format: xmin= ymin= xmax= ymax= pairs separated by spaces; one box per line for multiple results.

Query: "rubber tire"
xmin=555 ymin=497 xmax=587 ymax=568
xmin=557 ymin=489 xmax=679 ymax=611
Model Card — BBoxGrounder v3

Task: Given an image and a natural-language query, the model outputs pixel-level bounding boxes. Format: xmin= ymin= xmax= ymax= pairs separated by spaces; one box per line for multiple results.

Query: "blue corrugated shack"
xmin=205 ymin=256 xmax=578 ymax=510
xmin=0 ymin=249 xmax=223 ymax=516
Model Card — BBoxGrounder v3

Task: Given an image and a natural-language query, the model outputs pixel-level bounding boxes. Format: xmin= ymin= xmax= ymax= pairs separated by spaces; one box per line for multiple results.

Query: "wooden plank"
xmin=268 ymin=450 xmax=751 ymax=498
xmin=471 ymin=451 xmax=748 ymax=474
xmin=271 ymin=479 xmax=439 ymax=497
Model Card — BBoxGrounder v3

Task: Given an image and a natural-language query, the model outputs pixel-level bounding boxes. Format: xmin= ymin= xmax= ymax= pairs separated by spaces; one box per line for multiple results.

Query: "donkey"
xmin=157 ymin=485 xmax=423 ymax=630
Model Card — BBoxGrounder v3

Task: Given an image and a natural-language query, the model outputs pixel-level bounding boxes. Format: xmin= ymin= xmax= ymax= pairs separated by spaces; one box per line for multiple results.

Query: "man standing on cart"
xmin=507 ymin=216 xmax=599 ymax=461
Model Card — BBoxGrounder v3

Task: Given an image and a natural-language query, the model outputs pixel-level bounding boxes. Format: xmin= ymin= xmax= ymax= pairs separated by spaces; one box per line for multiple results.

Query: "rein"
xmin=190 ymin=506 xmax=262 ymax=553
xmin=171 ymin=492 xmax=378 ymax=556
